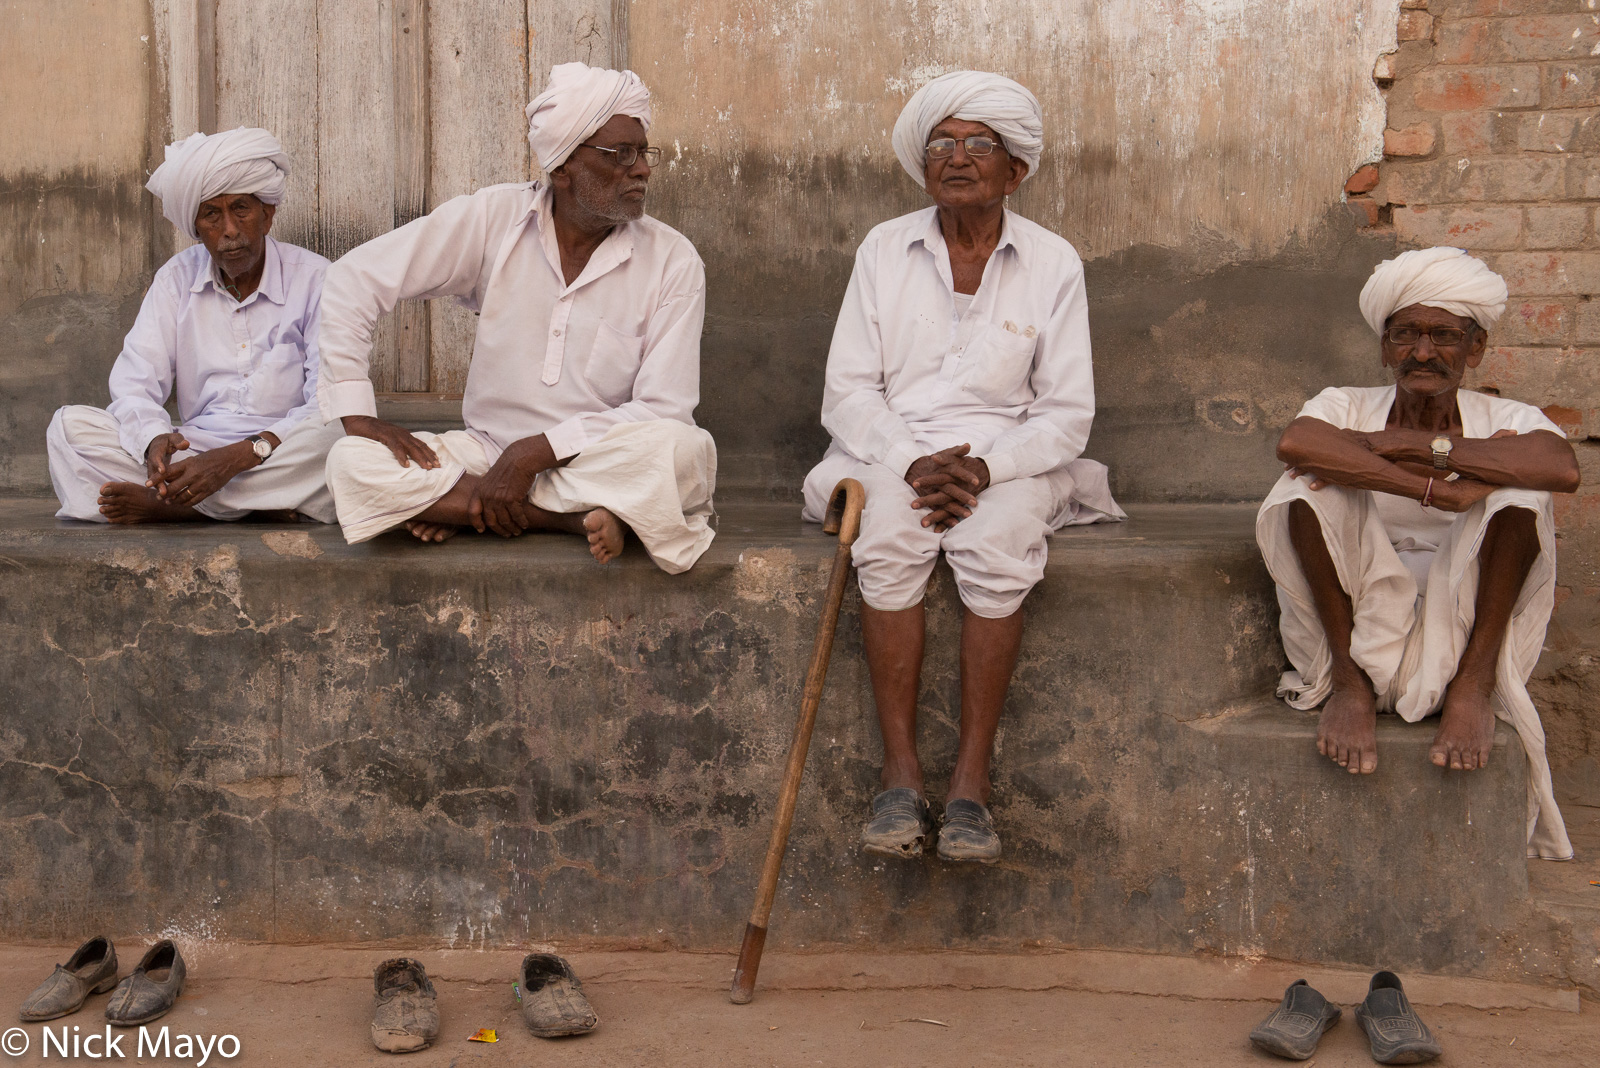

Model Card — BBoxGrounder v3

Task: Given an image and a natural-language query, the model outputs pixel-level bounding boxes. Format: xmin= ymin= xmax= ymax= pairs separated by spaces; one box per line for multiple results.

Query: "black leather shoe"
xmin=19 ymin=936 xmax=119 ymax=1022
xmin=104 ymin=941 xmax=185 ymax=1027
xmin=1248 ymin=979 xmax=1341 ymax=1059
xmin=861 ymin=788 xmax=933 ymax=859
xmin=1355 ymin=971 xmax=1442 ymax=1064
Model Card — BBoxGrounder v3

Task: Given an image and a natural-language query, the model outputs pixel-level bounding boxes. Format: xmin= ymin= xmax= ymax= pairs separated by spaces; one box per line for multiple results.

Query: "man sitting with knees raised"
xmin=804 ymin=71 xmax=1122 ymax=864
xmin=1257 ymin=246 xmax=1579 ymax=861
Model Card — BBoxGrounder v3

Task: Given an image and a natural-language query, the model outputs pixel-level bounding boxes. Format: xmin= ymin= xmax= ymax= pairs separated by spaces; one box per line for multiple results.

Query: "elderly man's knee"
xmin=325 ymin=434 xmax=396 ymax=485
xmin=48 ymin=405 xmax=105 ymax=449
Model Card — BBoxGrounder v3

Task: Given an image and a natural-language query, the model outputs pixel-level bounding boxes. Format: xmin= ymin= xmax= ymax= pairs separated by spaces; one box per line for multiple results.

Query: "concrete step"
xmin=0 ymin=498 xmax=1562 ymax=991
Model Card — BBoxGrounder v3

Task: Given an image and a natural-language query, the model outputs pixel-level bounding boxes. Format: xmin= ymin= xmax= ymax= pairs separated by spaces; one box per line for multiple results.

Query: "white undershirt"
xmin=952 ymin=290 xmax=974 ymax=321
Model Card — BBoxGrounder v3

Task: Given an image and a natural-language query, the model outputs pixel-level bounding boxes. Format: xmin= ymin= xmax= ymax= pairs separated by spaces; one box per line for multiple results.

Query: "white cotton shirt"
xmin=105 ymin=237 xmax=329 ymax=459
xmin=819 ymin=207 xmax=1095 ymax=486
xmin=1297 ymin=385 xmax=1566 ymax=586
xmin=317 ymin=182 xmax=705 ymax=463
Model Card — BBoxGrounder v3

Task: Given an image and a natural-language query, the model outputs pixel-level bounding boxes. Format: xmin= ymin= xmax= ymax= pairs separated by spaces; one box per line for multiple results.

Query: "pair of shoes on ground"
xmin=19 ymin=936 xmax=186 ymax=1026
xmin=1250 ymin=973 xmax=1442 ymax=1064
xmin=861 ymin=787 xmax=1001 ymax=863
xmin=371 ymin=953 xmax=598 ymax=1054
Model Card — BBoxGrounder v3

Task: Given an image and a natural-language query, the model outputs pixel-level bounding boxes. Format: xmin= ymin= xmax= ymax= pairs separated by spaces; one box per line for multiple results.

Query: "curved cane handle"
xmin=821 ymin=478 xmax=866 ymax=546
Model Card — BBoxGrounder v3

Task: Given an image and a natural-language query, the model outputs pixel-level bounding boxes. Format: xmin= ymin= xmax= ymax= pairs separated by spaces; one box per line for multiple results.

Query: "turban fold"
xmin=1358 ymin=246 xmax=1508 ymax=334
xmin=891 ymin=70 xmax=1044 ymax=190
xmin=146 ymin=128 xmax=289 ymax=241
xmin=526 ymin=62 xmax=652 ymax=173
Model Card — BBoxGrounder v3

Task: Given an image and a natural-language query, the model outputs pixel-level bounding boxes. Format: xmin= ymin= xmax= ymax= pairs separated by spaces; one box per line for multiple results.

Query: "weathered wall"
xmin=1361 ymin=0 xmax=1600 ymax=806
xmin=631 ymin=0 xmax=1403 ymax=495
xmin=0 ymin=1 xmax=160 ymax=493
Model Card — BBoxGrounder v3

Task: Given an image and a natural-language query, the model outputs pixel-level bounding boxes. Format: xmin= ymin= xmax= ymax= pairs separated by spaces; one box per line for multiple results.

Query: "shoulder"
xmin=1006 ymin=211 xmax=1083 ymax=271
xmin=862 ymin=208 xmax=935 ymax=249
xmin=154 ymin=243 xmax=211 ymax=287
xmin=1297 ymin=385 xmax=1385 ymax=426
xmin=428 ymin=182 xmax=538 ymax=229
xmin=1466 ymin=389 xmax=1564 ymax=437
xmin=270 ymin=238 xmax=331 ymax=274
xmin=633 ymin=213 xmax=704 ymax=267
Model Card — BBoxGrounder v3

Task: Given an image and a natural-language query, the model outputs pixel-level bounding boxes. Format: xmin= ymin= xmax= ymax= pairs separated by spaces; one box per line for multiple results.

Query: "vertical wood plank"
xmin=392 ymin=0 xmax=431 ymax=391
xmin=426 ymin=0 xmax=529 ymax=393
xmin=528 ymin=0 xmax=622 ymax=118
xmin=214 ymin=0 xmax=319 ymax=249
xmin=195 ymin=0 xmax=217 ymax=133
xmin=317 ymin=0 xmax=399 ymax=390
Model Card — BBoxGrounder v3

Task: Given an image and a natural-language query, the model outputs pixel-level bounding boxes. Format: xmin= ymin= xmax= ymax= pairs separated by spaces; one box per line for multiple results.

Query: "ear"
xmin=1466 ymin=324 xmax=1488 ymax=369
xmin=548 ymin=162 xmax=572 ymax=191
xmin=261 ymin=202 xmax=276 ymax=234
xmin=1003 ymin=158 xmax=1029 ymax=196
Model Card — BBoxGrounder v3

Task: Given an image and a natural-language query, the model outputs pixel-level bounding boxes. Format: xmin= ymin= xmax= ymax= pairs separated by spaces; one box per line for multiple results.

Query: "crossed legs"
xmin=1288 ymin=498 xmax=1538 ymax=774
xmin=861 ymin=601 xmax=1025 ymax=805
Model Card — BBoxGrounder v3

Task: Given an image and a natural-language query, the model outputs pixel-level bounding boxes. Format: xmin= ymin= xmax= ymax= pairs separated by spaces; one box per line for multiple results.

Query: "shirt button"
xmin=552 ymin=329 xmax=562 ymax=337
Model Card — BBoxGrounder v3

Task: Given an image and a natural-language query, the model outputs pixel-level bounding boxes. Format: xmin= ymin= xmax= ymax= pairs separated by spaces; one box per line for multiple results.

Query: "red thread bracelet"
xmin=1421 ymin=477 xmax=1435 ymax=508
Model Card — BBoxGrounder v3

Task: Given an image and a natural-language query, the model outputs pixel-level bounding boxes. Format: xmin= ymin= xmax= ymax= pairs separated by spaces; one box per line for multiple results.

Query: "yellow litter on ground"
xmin=468 ymin=1029 xmax=498 ymax=1043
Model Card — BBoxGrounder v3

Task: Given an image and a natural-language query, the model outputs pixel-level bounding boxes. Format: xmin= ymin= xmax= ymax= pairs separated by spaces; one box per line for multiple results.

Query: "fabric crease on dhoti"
xmin=325 ymin=419 xmax=716 ymax=574
xmin=1256 ymin=472 xmax=1571 ymax=860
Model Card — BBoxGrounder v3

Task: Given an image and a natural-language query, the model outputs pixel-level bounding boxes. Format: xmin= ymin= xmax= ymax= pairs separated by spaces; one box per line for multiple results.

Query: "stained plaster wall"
xmin=0 ymin=1 xmax=166 ymax=494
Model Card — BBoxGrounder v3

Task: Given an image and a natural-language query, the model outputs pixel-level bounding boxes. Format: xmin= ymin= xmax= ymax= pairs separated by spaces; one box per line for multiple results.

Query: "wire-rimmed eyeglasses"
xmin=925 ymin=136 xmax=1004 ymax=159
xmin=579 ymin=142 xmax=662 ymax=167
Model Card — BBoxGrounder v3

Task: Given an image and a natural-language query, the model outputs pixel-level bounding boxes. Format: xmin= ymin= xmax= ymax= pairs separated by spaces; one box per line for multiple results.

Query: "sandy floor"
xmin=0 ymin=944 xmax=1591 ymax=1067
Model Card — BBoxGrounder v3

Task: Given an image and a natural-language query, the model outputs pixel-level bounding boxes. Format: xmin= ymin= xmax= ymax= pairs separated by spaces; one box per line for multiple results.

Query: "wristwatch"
xmin=1429 ymin=435 xmax=1453 ymax=470
xmin=248 ymin=435 xmax=275 ymax=462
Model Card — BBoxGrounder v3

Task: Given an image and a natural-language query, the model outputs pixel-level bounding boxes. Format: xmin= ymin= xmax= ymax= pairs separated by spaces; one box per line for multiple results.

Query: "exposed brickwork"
xmin=1366 ymin=1 xmax=1600 ymax=800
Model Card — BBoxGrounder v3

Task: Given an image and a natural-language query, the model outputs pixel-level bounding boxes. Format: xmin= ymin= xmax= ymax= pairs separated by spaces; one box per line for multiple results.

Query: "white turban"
xmin=526 ymin=62 xmax=652 ymax=173
xmin=891 ymin=70 xmax=1044 ymax=190
xmin=1358 ymin=246 xmax=1508 ymax=335
xmin=145 ymin=128 xmax=290 ymax=241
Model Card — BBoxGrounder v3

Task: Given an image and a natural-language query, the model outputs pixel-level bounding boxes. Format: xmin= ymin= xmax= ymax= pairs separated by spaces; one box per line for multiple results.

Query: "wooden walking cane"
xmin=729 ymin=477 xmax=866 ymax=1005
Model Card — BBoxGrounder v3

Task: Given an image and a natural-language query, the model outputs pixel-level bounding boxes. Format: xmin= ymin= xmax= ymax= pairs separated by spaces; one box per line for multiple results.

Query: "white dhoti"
xmin=46 ymin=405 xmax=340 ymax=523
xmin=325 ymin=419 xmax=717 ymax=574
xmin=1256 ymin=473 xmax=1571 ymax=860
xmin=802 ymin=448 xmax=1123 ymax=618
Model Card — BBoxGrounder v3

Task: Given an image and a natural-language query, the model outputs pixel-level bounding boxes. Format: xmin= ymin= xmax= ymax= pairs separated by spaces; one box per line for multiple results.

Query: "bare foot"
xmin=1431 ymin=684 xmax=1495 ymax=770
xmin=1318 ymin=686 xmax=1378 ymax=774
xmin=97 ymin=482 xmax=201 ymax=524
xmin=404 ymin=520 xmax=461 ymax=544
xmin=582 ymin=508 xmax=625 ymax=563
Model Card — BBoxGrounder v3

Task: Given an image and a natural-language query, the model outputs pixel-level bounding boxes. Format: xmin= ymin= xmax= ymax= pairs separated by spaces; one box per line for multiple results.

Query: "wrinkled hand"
xmin=1432 ymin=477 xmax=1496 ymax=513
xmin=468 ymin=434 xmax=559 ymax=537
xmin=144 ymin=431 xmax=190 ymax=492
xmin=905 ymin=444 xmax=991 ymax=532
xmin=158 ymin=441 xmax=256 ymax=506
xmin=341 ymin=415 xmax=439 ymax=469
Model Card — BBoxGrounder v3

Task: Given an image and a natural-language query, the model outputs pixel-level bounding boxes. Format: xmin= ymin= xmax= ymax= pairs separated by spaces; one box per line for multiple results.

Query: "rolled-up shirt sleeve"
xmin=543 ymin=252 xmax=706 ymax=460
xmin=317 ymin=192 xmax=495 ymax=422
xmin=973 ymin=259 xmax=1095 ymax=486
xmin=820 ymin=236 xmax=922 ymax=478
xmin=106 ymin=269 xmax=183 ymax=460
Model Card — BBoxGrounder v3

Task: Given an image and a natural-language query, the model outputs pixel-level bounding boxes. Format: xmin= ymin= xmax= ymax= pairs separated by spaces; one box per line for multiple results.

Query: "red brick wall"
xmin=1359 ymin=0 xmax=1600 ymax=801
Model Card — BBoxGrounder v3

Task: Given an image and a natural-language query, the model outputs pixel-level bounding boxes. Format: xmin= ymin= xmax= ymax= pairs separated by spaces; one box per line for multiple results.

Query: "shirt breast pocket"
xmin=584 ymin=321 xmax=646 ymax=407
xmin=249 ymin=342 xmax=309 ymax=415
xmin=963 ymin=324 xmax=1038 ymax=406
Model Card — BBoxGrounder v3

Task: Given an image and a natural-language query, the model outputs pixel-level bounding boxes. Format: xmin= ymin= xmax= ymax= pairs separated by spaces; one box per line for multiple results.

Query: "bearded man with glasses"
xmin=1257 ymin=246 xmax=1578 ymax=861
xmin=318 ymin=62 xmax=716 ymax=572
xmin=803 ymin=71 xmax=1123 ymax=864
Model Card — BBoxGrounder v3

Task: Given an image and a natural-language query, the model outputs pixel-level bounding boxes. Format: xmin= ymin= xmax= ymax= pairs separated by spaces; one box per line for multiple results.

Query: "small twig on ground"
xmin=900 ymin=1018 xmax=949 ymax=1027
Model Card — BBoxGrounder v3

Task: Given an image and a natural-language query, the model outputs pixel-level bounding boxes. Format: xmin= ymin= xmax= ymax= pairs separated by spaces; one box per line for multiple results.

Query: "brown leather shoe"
xmin=370 ymin=958 xmax=439 ymax=1054
xmin=104 ymin=941 xmax=185 ymax=1027
xmin=19 ymin=936 xmax=119 ymax=1022
xmin=519 ymin=953 xmax=598 ymax=1038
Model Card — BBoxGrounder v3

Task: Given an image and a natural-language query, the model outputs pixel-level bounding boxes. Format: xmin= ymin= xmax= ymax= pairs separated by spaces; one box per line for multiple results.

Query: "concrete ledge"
xmin=0 ymin=499 xmax=1548 ymax=984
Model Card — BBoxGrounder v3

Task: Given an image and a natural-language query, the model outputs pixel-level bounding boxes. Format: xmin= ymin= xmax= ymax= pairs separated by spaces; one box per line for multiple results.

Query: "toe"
xmin=1360 ymin=750 xmax=1377 ymax=774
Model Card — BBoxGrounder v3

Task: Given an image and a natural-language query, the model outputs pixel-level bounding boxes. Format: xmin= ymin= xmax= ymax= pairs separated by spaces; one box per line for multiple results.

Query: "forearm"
xmin=1367 ymin=428 xmax=1579 ymax=492
xmin=1279 ymin=419 xmax=1433 ymax=500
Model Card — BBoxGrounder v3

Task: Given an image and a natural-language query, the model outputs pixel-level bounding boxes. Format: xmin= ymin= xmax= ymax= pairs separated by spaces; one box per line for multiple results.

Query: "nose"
xmin=628 ymin=155 xmax=651 ymax=180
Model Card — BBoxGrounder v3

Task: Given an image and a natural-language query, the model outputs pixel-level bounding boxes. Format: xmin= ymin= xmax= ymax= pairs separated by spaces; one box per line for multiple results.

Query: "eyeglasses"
xmin=925 ymin=136 xmax=1004 ymax=159
xmin=578 ymin=142 xmax=662 ymax=167
xmin=1384 ymin=326 xmax=1472 ymax=347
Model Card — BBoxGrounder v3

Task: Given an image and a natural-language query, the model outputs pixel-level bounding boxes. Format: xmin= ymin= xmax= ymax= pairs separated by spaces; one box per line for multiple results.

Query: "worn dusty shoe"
xmin=104 ymin=940 xmax=185 ymax=1026
xmin=860 ymin=788 xmax=933 ymax=859
xmin=520 ymin=953 xmax=598 ymax=1038
xmin=936 ymin=799 xmax=1002 ymax=863
xmin=19 ymin=936 xmax=119 ymax=1022
xmin=1355 ymin=971 xmax=1442 ymax=1064
xmin=370 ymin=958 xmax=439 ymax=1054
xmin=1248 ymin=980 xmax=1341 ymax=1060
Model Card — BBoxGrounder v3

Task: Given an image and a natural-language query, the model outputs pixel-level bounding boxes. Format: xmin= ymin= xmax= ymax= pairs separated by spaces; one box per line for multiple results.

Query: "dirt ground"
xmin=0 ymin=944 xmax=1591 ymax=1067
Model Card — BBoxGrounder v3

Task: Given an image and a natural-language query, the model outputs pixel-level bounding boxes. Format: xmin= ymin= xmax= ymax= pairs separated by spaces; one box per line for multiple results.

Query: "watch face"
xmin=1430 ymin=436 xmax=1452 ymax=453
xmin=253 ymin=438 xmax=272 ymax=459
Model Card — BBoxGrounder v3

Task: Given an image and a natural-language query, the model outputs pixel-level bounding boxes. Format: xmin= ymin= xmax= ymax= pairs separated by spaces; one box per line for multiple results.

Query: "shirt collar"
xmin=192 ymin=236 xmax=286 ymax=305
xmin=528 ymin=181 xmax=637 ymax=292
xmin=909 ymin=207 xmax=1026 ymax=269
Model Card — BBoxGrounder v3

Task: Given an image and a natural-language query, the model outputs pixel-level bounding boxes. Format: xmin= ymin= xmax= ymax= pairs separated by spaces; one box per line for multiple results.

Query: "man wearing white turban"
xmin=318 ymin=62 xmax=714 ymax=574
xmin=1257 ymin=246 xmax=1579 ymax=860
xmin=47 ymin=128 xmax=341 ymax=524
xmin=804 ymin=71 xmax=1123 ymax=864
